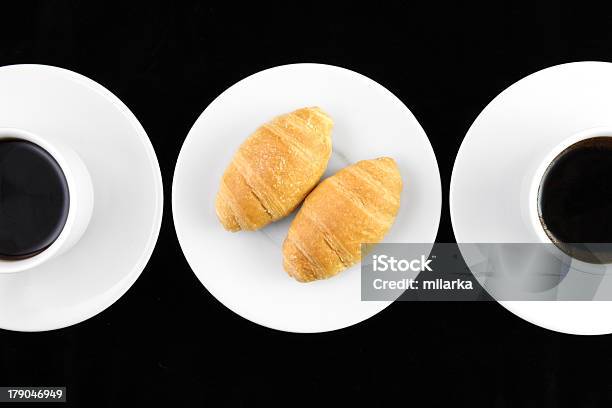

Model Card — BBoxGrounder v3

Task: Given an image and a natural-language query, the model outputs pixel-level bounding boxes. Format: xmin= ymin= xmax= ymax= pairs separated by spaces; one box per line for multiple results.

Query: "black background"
xmin=1 ymin=2 xmax=611 ymax=407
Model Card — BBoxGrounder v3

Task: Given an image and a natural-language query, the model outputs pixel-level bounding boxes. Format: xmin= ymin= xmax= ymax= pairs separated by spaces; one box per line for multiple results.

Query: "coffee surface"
xmin=0 ymin=140 xmax=69 ymax=259
xmin=539 ymin=137 xmax=612 ymax=262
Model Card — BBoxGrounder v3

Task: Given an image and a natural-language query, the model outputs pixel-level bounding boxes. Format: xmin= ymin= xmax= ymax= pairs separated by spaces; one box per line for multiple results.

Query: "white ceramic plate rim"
xmin=0 ymin=64 xmax=164 ymax=332
xmin=173 ymin=63 xmax=441 ymax=333
xmin=450 ymin=61 xmax=612 ymax=335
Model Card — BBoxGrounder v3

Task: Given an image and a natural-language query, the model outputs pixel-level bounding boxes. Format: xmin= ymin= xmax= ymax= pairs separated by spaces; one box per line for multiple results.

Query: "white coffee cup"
xmin=526 ymin=126 xmax=612 ymax=299
xmin=477 ymin=127 xmax=612 ymax=299
xmin=0 ymin=127 xmax=94 ymax=273
xmin=529 ymin=126 xmax=612 ymax=248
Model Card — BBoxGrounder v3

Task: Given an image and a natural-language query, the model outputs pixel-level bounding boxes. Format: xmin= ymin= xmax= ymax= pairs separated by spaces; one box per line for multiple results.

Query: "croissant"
xmin=216 ymin=107 xmax=333 ymax=231
xmin=283 ymin=157 xmax=402 ymax=282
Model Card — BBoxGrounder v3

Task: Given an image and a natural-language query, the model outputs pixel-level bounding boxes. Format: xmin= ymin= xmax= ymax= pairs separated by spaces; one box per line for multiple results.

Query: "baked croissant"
xmin=216 ymin=107 xmax=333 ymax=231
xmin=283 ymin=157 xmax=402 ymax=282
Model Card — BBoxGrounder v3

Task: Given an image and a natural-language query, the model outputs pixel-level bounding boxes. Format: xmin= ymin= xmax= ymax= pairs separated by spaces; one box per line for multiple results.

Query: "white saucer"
xmin=173 ymin=63 xmax=441 ymax=333
xmin=451 ymin=61 xmax=612 ymax=335
xmin=0 ymin=65 xmax=163 ymax=331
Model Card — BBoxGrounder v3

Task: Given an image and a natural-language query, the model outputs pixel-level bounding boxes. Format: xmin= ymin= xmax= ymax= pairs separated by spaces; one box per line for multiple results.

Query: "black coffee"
xmin=0 ymin=139 xmax=69 ymax=259
xmin=538 ymin=137 xmax=612 ymax=263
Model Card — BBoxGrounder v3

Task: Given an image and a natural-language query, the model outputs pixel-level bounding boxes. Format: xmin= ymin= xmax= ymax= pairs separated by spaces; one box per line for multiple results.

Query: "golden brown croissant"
xmin=283 ymin=157 xmax=402 ymax=282
xmin=216 ymin=107 xmax=333 ymax=231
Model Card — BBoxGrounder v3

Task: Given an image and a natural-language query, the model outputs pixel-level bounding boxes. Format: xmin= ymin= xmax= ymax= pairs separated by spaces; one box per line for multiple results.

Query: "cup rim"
xmin=0 ymin=127 xmax=78 ymax=273
xmin=529 ymin=126 xmax=612 ymax=270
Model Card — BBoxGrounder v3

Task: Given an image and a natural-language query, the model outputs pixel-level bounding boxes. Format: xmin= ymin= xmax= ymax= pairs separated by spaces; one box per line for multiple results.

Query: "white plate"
xmin=0 ymin=65 xmax=163 ymax=331
xmin=451 ymin=61 xmax=612 ymax=335
xmin=173 ymin=63 xmax=441 ymax=333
